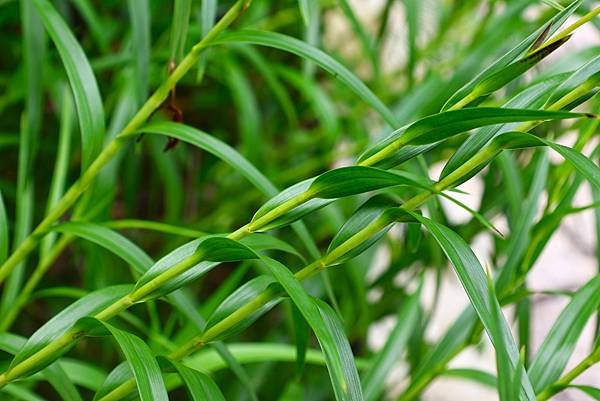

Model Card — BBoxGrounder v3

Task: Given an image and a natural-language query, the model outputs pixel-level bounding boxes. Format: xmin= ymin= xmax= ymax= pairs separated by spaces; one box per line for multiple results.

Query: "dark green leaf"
xmin=262 ymin=256 xmax=364 ymax=401
xmin=211 ymin=30 xmax=398 ymax=127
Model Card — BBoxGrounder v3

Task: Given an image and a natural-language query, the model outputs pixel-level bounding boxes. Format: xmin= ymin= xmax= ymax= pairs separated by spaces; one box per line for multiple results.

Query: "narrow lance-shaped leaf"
xmin=169 ymin=360 xmax=226 ymax=401
xmin=0 ymin=191 xmax=7 ymax=264
xmin=80 ymin=319 xmax=168 ymax=401
xmin=406 ymin=213 xmax=536 ymax=401
xmin=40 ymin=87 xmax=74 ymax=259
xmin=528 ymin=275 xmax=600 ymax=392
xmin=358 ymin=108 xmax=585 ymax=169
xmin=127 ymin=0 xmax=151 ymax=105
xmin=205 ymin=275 xmax=284 ymax=341
xmin=9 ymin=285 xmax=134 ymax=374
xmin=362 ymin=287 xmax=421 ymax=401
xmin=298 ymin=0 xmax=312 ymax=26
xmin=210 ymin=30 xmax=399 ymax=127
xmin=546 ymin=54 xmax=600 ymax=106
xmin=169 ymin=0 xmax=192 ymax=63
xmin=132 ymin=236 xmax=257 ymax=301
xmin=492 ymin=131 xmax=600 ymax=191
xmin=32 ymin=0 xmax=105 ymax=172
xmin=52 ymin=222 xmax=153 ymax=274
xmin=262 ymin=256 xmax=364 ymax=401
xmin=442 ymin=0 xmax=583 ymax=110
xmin=251 ymin=167 xmax=431 ymax=232
xmin=0 ymin=333 xmax=83 ymax=401
xmin=441 ymin=73 xmax=568 ymax=180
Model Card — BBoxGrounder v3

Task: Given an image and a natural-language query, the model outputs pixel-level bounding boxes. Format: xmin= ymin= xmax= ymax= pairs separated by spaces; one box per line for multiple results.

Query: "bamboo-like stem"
xmin=2 ymin=3 xmax=598 ymax=395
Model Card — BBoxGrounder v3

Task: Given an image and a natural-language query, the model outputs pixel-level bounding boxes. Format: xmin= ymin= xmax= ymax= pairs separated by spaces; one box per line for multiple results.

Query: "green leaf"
xmin=127 ymin=0 xmax=151 ymax=104
xmin=492 ymin=131 xmax=600 ymax=191
xmin=470 ymin=37 xmax=570 ymax=100
xmin=205 ymin=275 xmax=283 ymax=341
xmin=40 ymin=87 xmax=74 ymax=259
xmin=546 ymin=54 xmax=600 ymax=106
xmin=262 ymin=256 xmax=363 ymax=401
xmin=93 ymin=362 xmax=130 ymax=401
xmin=298 ymin=0 xmax=312 ymax=26
xmin=407 ymin=213 xmax=536 ymax=401
xmin=569 ymin=385 xmax=600 ymax=400
xmin=196 ymin=0 xmax=217 ymax=81
xmin=495 ymin=151 xmax=549 ymax=291
xmin=442 ymin=368 xmax=497 ymax=388
xmin=442 ymin=0 xmax=582 ymax=110
xmin=251 ymin=167 xmax=428 ymax=233
xmin=169 ymin=0 xmax=192 ymax=63
xmin=33 ymin=0 xmax=105 ymax=172
xmin=0 ymin=334 xmax=83 ymax=401
xmin=0 ymin=191 xmax=7 ymax=264
xmin=362 ymin=287 xmax=420 ymax=401
xmin=9 ymin=285 xmax=133 ymax=375
xmin=52 ymin=222 xmax=153 ymax=274
xmin=169 ymin=360 xmax=225 ymax=401
xmin=528 ymin=275 xmax=600 ymax=392
xmin=137 ymin=122 xmax=278 ymax=196
xmin=211 ymin=30 xmax=398 ymax=127
xmin=82 ymin=319 xmax=168 ymax=401
xmin=1 ymin=384 xmax=47 ymax=401
xmin=132 ymin=236 xmax=257 ymax=301
xmin=309 ymin=167 xmax=429 ymax=199
xmin=223 ymin=56 xmax=262 ymax=162
xmin=326 ymin=196 xmax=404 ymax=265
xmin=441 ymin=73 xmax=567 ymax=180
xmin=358 ymin=108 xmax=583 ymax=169
xmin=292 ymin=304 xmax=309 ymax=377
xmin=250 ymin=178 xmax=332 ymax=232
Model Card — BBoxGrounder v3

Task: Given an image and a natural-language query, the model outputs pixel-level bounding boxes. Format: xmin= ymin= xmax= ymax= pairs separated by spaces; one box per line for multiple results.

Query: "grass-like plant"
xmin=0 ymin=0 xmax=599 ymax=400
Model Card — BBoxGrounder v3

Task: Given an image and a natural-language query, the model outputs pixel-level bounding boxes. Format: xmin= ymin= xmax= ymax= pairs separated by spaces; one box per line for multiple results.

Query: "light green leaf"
xmin=492 ymin=131 xmax=600 ymax=191
xmin=528 ymin=275 xmax=600 ymax=392
xmin=169 ymin=0 xmax=192 ymax=63
xmin=40 ymin=87 xmax=74 ymax=259
xmin=362 ymin=288 xmax=420 ymax=401
xmin=407 ymin=213 xmax=536 ymax=401
xmin=0 ymin=191 xmax=7 ymax=264
xmin=52 ymin=222 xmax=153 ymax=274
xmin=441 ymin=73 xmax=568 ymax=180
xmin=127 ymin=0 xmax=150 ymax=104
xmin=33 ymin=0 xmax=105 ymax=172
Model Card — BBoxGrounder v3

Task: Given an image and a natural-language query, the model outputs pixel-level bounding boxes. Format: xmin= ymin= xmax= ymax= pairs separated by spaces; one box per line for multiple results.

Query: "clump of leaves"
xmin=0 ymin=0 xmax=599 ymax=400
